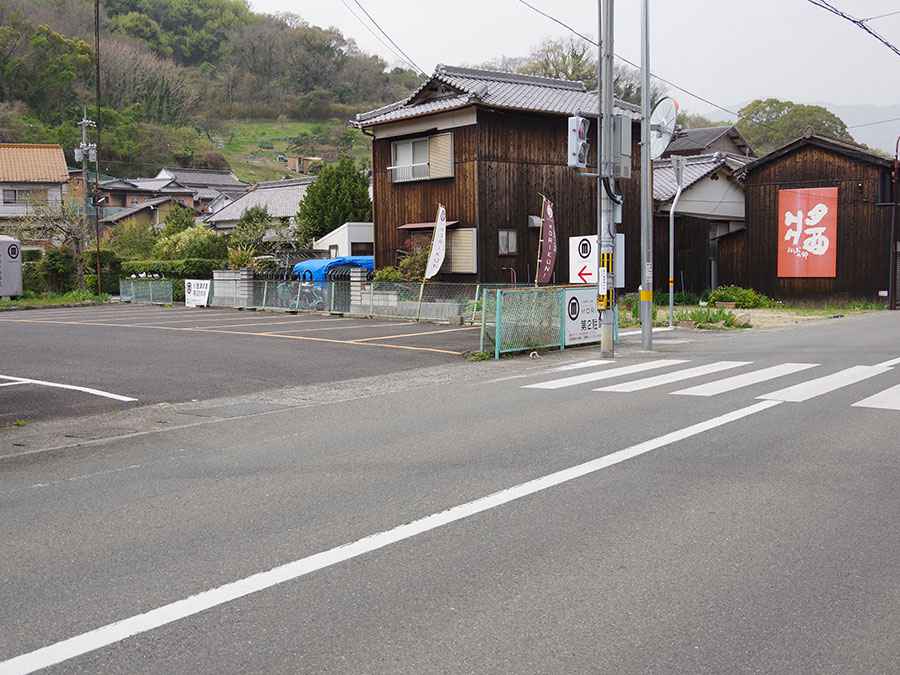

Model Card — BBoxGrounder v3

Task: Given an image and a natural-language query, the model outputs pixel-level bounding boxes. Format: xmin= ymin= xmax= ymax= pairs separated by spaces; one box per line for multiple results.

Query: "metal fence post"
xmin=471 ymin=284 xmax=481 ymax=324
xmin=330 ymin=281 xmax=336 ymax=313
xmin=415 ymin=281 xmax=426 ymax=322
xmin=369 ymin=281 xmax=375 ymax=317
xmin=559 ymin=289 xmax=566 ymax=351
xmin=479 ymin=287 xmax=487 ymax=352
xmin=261 ymin=280 xmax=268 ymax=309
xmin=149 ymin=280 xmax=154 ymax=304
xmin=494 ymin=288 xmax=502 ymax=360
xmin=295 ymin=281 xmax=302 ymax=311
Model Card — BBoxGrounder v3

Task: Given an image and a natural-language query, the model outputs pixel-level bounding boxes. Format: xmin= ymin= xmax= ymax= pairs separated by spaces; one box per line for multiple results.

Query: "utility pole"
xmin=76 ymin=110 xmax=99 ymax=294
xmin=639 ymin=0 xmax=653 ymax=349
xmin=598 ymin=0 xmax=616 ymax=357
xmin=891 ymin=136 xmax=899 ymax=310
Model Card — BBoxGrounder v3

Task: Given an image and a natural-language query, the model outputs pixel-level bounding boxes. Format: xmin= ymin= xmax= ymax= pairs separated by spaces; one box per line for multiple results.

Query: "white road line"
xmin=0 ymin=381 xmax=28 ymax=388
xmin=352 ymin=326 xmax=478 ymax=342
xmin=263 ymin=322 xmax=412 ymax=334
xmin=758 ymin=365 xmax=893 ymax=403
xmin=618 ymin=326 xmax=675 ymax=337
xmin=873 ymin=356 xmax=900 ymax=368
xmin=0 ymin=399 xmax=782 ymax=675
xmin=523 ymin=359 xmax=688 ymax=390
xmin=548 ymin=359 xmax=612 ymax=372
xmin=595 ymin=361 xmax=750 ymax=393
xmin=852 ymin=384 xmax=900 ymax=411
xmin=0 ymin=376 xmax=138 ymax=402
xmin=673 ymin=363 xmax=820 ymax=397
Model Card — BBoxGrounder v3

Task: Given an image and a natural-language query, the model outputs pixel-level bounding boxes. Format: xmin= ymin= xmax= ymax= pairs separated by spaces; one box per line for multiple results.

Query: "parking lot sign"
xmin=564 ymin=287 xmax=601 ymax=345
xmin=568 ymin=234 xmax=625 ymax=287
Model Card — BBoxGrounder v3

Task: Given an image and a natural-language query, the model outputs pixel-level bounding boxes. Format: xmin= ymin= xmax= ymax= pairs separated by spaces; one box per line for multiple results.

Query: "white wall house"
xmin=314 ymin=222 xmax=374 ymax=258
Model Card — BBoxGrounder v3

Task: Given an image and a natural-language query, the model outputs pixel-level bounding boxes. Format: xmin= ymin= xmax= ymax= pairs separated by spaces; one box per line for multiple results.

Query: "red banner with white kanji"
xmin=777 ymin=187 xmax=838 ymax=278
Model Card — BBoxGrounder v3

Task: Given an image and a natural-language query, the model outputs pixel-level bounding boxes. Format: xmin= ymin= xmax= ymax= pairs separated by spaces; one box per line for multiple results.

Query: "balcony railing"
xmin=388 ymin=161 xmax=430 ymax=183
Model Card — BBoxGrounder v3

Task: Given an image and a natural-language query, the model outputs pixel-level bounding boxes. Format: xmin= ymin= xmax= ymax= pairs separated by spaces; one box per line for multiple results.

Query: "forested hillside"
xmin=0 ymin=0 xmax=422 ymax=178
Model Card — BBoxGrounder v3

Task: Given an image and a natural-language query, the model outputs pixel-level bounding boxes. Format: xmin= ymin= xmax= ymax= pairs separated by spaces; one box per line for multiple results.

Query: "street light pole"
xmin=639 ymin=0 xmax=653 ymax=350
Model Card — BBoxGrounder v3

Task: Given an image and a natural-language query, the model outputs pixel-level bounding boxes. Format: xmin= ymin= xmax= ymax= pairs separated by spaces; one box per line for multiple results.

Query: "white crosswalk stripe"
xmin=548 ymin=360 xmax=612 ymax=372
xmin=595 ymin=361 xmax=751 ymax=393
xmin=852 ymin=383 xmax=900 ymax=411
xmin=673 ymin=363 xmax=819 ymax=397
xmin=758 ymin=365 xmax=893 ymax=403
xmin=523 ymin=359 xmax=687 ymax=390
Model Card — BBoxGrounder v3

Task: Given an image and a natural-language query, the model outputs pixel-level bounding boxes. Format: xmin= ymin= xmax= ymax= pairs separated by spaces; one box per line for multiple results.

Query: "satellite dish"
xmin=649 ymin=97 xmax=679 ymax=160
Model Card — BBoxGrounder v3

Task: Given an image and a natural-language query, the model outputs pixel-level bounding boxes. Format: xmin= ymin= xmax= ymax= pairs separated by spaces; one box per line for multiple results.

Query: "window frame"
xmin=390 ymin=137 xmax=430 ymax=183
xmin=498 ymin=229 xmax=518 ymax=256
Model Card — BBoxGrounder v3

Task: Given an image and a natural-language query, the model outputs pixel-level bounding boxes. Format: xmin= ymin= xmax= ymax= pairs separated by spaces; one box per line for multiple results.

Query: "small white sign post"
xmin=184 ymin=279 xmax=211 ymax=307
xmin=0 ymin=236 xmax=23 ymax=298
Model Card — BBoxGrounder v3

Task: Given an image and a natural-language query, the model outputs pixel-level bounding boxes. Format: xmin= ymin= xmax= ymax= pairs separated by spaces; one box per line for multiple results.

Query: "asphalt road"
xmin=0 ymin=304 xmax=479 ymax=425
xmin=2 ymin=311 xmax=900 ymax=673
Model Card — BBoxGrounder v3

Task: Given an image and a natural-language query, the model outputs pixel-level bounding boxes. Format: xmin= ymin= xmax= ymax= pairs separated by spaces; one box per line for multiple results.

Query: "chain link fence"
xmin=481 ymin=287 xmax=566 ymax=359
xmin=119 ymin=278 xmax=173 ymax=304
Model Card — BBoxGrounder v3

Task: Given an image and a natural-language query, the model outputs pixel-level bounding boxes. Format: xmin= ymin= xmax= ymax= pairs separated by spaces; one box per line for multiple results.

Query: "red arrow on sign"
xmin=577 ymin=265 xmax=592 ymax=283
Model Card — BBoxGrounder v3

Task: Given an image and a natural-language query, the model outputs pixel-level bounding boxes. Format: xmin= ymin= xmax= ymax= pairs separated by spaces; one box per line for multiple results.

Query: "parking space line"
xmin=0 ymin=381 xmax=28 ymax=388
xmin=124 ymin=313 xmax=305 ymax=326
xmin=246 ymin=331 xmax=463 ymax=355
xmin=182 ymin=318 xmax=353 ymax=330
xmin=0 ymin=376 xmax=138 ymax=402
xmin=263 ymin=322 xmax=412 ymax=334
xmin=352 ymin=326 xmax=479 ymax=342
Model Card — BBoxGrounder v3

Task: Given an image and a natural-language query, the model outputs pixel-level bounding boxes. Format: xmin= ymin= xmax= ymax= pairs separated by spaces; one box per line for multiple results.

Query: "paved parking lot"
xmin=0 ymin=303 xmax=480 ymax=425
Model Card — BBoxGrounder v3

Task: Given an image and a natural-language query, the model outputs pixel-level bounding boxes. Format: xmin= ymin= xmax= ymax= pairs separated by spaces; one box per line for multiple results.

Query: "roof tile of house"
xmin=0 ymin=144 xmax=69 ymax=183
xmin=652 ymin=152 xmax=752 ymax=202
xmin=354 ymin=64 xmax=638 ymax=128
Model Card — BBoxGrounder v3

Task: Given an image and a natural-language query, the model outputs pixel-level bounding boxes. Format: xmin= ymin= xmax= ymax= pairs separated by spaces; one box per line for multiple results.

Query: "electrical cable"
xmin=338 ymin=0 xmax=422 ymax=73
xmin=348 ymin=0 xmax=426 ymax=75
xmin=804 ymin=0 xmax=900 ymax=57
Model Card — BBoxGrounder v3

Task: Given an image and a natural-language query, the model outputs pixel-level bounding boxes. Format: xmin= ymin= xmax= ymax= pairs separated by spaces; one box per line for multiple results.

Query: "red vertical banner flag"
xmin=536 ymin=196 xmax=557 ymax=284
xmin=777 ymin=187 xmax=838 ymax=278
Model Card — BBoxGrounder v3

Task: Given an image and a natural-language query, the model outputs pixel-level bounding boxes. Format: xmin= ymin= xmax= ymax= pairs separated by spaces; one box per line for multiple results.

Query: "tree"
xmin=296 ymin=159 xmax=371 ymax=245
xmin=15 ymin=199 xmax=94 ymax=289
xmin=160 ymin=204 xmax=196 ymax=237
xmin=676 ymin=110 xmax=728 ymax=129
xmin=152 ymin=225 xmax=227 ymax=259
xmin=230 ymin=205 xmax=270 ymax=249
xmin=106 ymin=218 xmax=158 ymax=259
xmin=736 ymin=98 xmax=854 ymax=154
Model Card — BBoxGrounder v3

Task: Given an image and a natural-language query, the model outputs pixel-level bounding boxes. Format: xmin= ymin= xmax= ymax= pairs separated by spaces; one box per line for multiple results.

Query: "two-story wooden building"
xmin=353 ymin=65 xmax=643 ymax=285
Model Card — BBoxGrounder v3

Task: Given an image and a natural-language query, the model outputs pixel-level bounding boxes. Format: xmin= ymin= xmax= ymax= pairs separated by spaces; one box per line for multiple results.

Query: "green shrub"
xmin=42 ymin=248 xmax=75 ymax=293
xmin=675 ymin=306 xmax=751 ymax=329
xmin=22 ymin=261 xmax=47 ymax=294
xmin=152 ymin=225 xmax=227 ymax=260
xmin=397 ymin=247 xmax=429 ymax=281
xmin=227 ymin=245 xmax=256 ymax=270
xmin=708 ymin=285 xmax=772 ymax=309
xmin=121 ymin=258 xmax=225 ymax=278
xmin=22 ymin=249 xmax=43 ymax=262
xmin=373 ymin=266 xmax=404 ymax=282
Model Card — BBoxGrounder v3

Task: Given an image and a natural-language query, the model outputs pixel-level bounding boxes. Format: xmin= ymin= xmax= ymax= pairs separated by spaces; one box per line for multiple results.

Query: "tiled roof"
xmin=354 ymin=64 xmax=638 ymax=127
xmin=664 ymin=127 xmax=732 ymax=154
xmin=736 ymin=133 xmax=892 ymax=177
xmin=0 ymin=144 xmax=68 ymax=183
xmin=157 ymin=167 xmax=247 ymax=189
xmin=100 ymin=197 xmax=175 ymax=223
xmin=205 ymin=178 xmax=315 ymax=225
xmin=653 ymin=152 xmax=752 ymax=202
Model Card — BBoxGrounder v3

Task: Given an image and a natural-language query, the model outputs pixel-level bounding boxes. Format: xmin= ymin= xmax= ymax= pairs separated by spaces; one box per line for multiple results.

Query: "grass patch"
xmin=466 ymin=351 xmax=492 ymax=362
xmin=675 ymin=306 xmax=751 ymax=330
xmin=775 ymin=299 xmax=886 ymax=315
xmin=0 ymin=290 xmax=108 ymax=310
xmin=13 ymin=419 xmax=28 ymax=427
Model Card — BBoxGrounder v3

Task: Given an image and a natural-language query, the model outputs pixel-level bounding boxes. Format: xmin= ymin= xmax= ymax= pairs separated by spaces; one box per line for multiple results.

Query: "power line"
xmin=849 ymin=115 xmax=900 ymax=129
xmin=515 ymin=0 xmax=743 ymax=120
xmin=804 ymin=0 xmax=900 ymax=57
xmin=348 ymin=0 xmax=426 ymax=75
xmin=338 ymin=0 xmax=422 ymax=73
xmin=861 ymin=9 xmax=900 ymax=22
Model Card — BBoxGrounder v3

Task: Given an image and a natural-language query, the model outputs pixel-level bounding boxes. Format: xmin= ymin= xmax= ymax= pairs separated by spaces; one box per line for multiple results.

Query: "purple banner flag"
xmin=536 ymin=197 xmax=557 ymax=284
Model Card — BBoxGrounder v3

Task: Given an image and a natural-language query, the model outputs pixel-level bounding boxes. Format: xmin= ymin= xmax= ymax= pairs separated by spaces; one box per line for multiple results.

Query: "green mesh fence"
xmin=480 ymin=287 xmax=565 ymax=359
xmin=119 ymin=278 xmax=173 ymax=304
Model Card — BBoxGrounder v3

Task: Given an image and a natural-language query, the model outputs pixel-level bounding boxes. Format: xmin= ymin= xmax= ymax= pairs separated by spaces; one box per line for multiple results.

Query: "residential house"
xmin=352 ymin=65 xmax=643 ymax=285
xmin=652 ymin=152 xmax=752 ymax=293
xmin=732 ymin=134 xmax=895 ymax=304
xmin=99 ymin=196 xmax=179 ymax=231
xmin=98 ymin=177 xmax=195 ymax=215
xmin=154 ymin=167 xmax=249 ymax=213
xmin=287 ymin=156 xmax=323 ymax=175
xmin=315 ymin=222 xmax=374 ymax=258
xmin=0 ymin=144 xmax=69 ymax=236
xmin=663 ymin=126 xmax=755 ymax=158
xmin=204 ymin=178 xmax=315 ymax=237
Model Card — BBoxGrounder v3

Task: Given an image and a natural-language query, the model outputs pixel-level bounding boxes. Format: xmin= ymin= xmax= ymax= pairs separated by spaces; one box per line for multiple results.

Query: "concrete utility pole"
xmin=639 ymin=0 xmax=653 ymax=349
xmin=76 ymin=110 xmax=99 ymax=294
xmin=598 ymin=0 xmax=616 ymax=357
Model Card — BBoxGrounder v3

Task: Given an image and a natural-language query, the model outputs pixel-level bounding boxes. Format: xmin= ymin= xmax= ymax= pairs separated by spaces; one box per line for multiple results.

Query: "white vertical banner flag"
xmin=424 ymin=204 xmax=447 ymax=279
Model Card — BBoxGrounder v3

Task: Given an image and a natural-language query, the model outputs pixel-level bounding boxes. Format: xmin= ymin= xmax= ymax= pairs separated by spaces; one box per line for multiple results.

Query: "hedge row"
xmin=120 ymin=258 xmax=225 ymax=279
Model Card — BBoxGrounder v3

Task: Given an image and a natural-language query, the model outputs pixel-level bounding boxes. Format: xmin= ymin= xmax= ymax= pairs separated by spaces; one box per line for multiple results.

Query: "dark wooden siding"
xmin=717 ymin=230 xmax=747 ymax=287
xmin=743 ymin=145 xmax=892 ymax=299
xmin=371 ymin=124 xmax=479 ymax=275
xmin=652 ymin=214 xmax=712 ymax=295
xmin=476 ymin=108 xmax=642 ymax=286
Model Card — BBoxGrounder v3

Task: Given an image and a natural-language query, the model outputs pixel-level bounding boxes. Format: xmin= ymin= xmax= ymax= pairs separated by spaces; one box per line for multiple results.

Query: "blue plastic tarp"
xmin=292 ymin=256 xmax=374 ymax=282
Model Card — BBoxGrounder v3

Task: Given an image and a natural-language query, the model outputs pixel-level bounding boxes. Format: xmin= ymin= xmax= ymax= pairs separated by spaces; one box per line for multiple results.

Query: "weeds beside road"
xmin=0 ymin=291 xmax=108 ymax=311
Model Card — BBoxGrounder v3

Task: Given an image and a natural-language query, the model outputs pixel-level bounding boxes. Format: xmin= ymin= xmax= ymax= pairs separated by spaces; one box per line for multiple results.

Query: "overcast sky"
xmin=250 ymin=0 xmax=900 ymax=113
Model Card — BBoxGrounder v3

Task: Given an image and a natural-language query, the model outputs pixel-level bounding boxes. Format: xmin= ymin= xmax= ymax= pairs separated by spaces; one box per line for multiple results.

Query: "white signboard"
xmin=184 ymin=279 xmax=211 ymax=307
xmin=568 ymin=234 xmax=625 ymax=287
xmin=564 ymin=287 xmax=601 ymax=346
xmin=0 ymin=236 xmax=23 ymax=297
